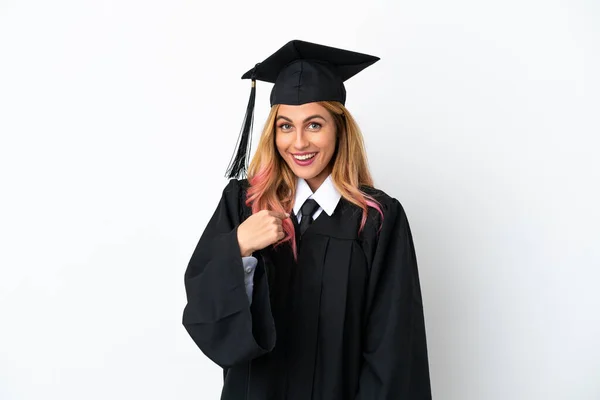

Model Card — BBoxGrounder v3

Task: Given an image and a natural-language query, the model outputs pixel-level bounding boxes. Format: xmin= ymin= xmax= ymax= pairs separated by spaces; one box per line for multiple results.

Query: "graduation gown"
xmin=182 ymin=179 xmax=432 ymax=399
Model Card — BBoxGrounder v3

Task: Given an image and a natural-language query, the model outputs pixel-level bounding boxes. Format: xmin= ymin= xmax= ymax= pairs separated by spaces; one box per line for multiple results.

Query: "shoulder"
xmin=222 ymin=178 xmax=250 ymax=195
xmin=360 ymin=185 xmax=404 ymax=214
xmin=359 ymin=184 xmax=408 ymax=229
xmin=361 ymin=185 xmax=392 ymax=203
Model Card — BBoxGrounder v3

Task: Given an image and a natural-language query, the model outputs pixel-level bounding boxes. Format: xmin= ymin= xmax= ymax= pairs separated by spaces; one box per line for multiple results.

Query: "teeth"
xmin=293 ymin=153 xmax=316 ymax=161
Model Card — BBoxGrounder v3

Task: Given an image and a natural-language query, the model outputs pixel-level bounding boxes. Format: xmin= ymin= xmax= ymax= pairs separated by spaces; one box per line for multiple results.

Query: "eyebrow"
xmin=276 ymin=114 xmax=327 ymax=124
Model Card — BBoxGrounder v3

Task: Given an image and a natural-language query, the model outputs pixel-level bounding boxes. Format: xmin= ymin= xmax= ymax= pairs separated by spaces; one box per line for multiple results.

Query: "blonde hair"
xmin=246 ymin=101 xmax=381 ymax=257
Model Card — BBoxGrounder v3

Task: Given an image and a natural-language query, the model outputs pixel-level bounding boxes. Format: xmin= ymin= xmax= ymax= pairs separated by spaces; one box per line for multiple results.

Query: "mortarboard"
xmin=225 ymin=40 xmax=380 ymax=179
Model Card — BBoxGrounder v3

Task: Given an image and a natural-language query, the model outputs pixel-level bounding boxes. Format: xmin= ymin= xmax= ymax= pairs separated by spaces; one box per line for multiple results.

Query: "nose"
xmin=293 ymin=129 xmax=309 ymax=150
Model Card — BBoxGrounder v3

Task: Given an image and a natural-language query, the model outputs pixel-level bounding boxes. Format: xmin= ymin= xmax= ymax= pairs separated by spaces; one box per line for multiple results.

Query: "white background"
xmin=1 ymin=0 xmax=599 ymax=399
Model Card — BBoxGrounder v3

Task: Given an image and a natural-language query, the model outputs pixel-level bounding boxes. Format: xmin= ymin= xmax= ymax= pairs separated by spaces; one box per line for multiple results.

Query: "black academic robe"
xmin=182 ymin=179 xmax=432 ymax=400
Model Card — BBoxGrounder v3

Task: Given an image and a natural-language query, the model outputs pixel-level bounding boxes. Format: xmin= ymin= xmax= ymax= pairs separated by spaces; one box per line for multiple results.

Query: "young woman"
xmin=182 ymin=40 xmax=432 ymax=400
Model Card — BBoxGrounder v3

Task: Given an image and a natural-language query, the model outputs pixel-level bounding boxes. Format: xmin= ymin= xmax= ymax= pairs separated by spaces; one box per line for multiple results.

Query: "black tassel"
xmin=225 ymin=64 xmax=260 ymax=179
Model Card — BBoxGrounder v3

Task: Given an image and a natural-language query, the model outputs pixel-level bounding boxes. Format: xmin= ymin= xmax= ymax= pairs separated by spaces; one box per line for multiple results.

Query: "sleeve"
xmin=182 ymin=179 xmax=276 ymax=368
xmin=242 ymin=256 xmax=258 ymax=305
xmin=355 ymin=198 xmax=432 ymax=400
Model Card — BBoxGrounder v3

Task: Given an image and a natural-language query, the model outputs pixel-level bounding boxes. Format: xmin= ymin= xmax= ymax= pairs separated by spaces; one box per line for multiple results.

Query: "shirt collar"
xmin=292 ymin=175 xmax=342 ymax=217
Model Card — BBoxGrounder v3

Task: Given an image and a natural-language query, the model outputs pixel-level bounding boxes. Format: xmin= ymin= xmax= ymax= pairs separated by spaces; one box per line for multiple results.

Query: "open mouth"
xmin=293 ymin=152 xmax=317 ymax=161
xmin=291 ymin=152 xmax=318 ymax=166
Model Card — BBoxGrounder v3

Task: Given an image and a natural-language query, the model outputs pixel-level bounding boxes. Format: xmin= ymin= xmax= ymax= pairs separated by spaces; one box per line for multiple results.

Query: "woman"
xmin=182 ymin=40 xmax=432 ymax=400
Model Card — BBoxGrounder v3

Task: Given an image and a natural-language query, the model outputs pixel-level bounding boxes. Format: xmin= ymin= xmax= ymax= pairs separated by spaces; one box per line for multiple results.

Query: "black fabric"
xmin=299 ymin=199 xmax=320 ymax=235
xmin=240 ymin=40 xmax=379 ymax=106
xmin=182 ymin=179 xmax=432 ymax=400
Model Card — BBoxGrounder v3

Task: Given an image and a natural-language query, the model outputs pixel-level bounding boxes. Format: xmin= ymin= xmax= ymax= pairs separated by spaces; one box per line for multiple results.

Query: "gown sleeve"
xmin=182 ymin=179 xmax=276 ymax=368
xmin=355 ymin=198 xmax=432 ymax=399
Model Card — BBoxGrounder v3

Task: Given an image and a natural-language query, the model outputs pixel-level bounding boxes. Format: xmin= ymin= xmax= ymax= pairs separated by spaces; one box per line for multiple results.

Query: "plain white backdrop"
xmin=1 ymin=0 xmax=599 ymax=399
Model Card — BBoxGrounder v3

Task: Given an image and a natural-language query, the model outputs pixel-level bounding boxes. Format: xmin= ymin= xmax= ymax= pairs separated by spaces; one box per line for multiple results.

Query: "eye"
xmin=307 ymin=122 xmax=322 ymax=130
xmin=278 ymin=123 xmax=292 ymax=131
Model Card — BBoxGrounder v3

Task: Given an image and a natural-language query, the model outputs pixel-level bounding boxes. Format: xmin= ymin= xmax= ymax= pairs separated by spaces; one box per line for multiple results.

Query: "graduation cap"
xmin=225 ymin=40 xmax=380 ymax=179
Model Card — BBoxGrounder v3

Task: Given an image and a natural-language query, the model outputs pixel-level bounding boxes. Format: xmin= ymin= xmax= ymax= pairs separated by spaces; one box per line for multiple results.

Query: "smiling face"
xmin=275 ymin=102 xmax=338 ymax=192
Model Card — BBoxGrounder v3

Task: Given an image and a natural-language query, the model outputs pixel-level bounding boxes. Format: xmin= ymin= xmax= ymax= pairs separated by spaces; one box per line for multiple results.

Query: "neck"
xmin=305 ymin=167 xmax=332 ymax=192
xmin=306 ymin=178 xmax=324 ymax=192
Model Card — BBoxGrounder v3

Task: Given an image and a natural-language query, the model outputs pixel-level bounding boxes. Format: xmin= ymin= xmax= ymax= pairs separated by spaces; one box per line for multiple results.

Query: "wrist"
xmin=240 ymin=244 xmax=253 ymax=257
xmin=237 ymin=230 xmax=253 ymax=257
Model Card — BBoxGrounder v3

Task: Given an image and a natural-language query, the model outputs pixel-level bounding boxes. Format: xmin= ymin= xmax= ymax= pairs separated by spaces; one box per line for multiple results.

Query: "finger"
xmin=268 ymin=210 xmax=290 ymax=220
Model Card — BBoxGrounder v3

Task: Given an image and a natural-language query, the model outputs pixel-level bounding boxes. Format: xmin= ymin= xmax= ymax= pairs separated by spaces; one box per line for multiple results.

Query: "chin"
xmin=299 ymin=170 xmax=328 ymax=183
xmin=296 ymin=171 xmax=319 ymax=180
xmin=287 ymin=163 xmax=323 ymax=181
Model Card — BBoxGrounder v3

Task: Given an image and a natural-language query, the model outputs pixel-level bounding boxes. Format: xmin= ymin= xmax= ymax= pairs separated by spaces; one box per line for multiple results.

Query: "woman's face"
xmin=275 ymin=102 xmax=337 ymax=191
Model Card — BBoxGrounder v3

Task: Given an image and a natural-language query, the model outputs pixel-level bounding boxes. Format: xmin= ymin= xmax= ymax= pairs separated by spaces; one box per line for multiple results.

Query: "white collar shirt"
xmin=292 ymin=175 xmax=342 ymax=223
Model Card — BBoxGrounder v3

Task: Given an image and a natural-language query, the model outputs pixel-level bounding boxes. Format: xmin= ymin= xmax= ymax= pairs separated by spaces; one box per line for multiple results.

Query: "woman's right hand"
xmin=237 ymin=210 xmax=290 ymax=257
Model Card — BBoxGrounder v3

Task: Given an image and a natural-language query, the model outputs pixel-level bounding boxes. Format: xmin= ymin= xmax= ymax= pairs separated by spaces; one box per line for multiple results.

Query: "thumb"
xmin=269 ymin=210 xmax=290 ymax=220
